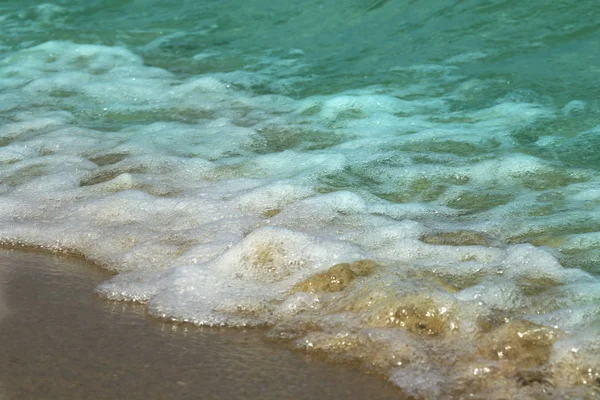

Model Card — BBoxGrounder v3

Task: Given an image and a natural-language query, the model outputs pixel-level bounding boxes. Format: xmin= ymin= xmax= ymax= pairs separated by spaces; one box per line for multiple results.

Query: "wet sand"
xmin=0 ymin=250 xmax=403 ymax=400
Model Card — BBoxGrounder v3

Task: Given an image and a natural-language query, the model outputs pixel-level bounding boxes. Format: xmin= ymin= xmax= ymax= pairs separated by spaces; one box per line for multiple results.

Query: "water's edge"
xmin=0 ymin=249 xmax=403 ymax=400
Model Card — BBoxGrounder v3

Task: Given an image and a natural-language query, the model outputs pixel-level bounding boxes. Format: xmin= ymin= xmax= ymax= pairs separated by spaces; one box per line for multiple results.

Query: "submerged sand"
xmin=0 ymin=250 xmax=402 ymax=400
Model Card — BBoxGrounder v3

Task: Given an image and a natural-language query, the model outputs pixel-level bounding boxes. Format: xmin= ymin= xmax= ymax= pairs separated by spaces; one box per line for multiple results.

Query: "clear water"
xmin=1 ymin=1 xmax=600 ymax=398
xmin=0 ymin=250 xmax=402 ymax=400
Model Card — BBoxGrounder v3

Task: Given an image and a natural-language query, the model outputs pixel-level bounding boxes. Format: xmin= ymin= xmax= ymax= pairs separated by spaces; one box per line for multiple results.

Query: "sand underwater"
xmin=0 ymin=250 xmax=405 ymax=399
xmin=1 ymin=1 xmax=600 ymax=399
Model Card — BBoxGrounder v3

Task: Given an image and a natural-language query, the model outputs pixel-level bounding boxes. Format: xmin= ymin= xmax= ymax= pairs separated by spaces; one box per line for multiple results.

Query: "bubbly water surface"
xmin=1 ymin=1 xmax=600 ymax=398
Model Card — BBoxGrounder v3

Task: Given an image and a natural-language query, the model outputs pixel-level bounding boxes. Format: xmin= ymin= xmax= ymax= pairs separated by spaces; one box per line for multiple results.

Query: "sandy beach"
xmin=0 ymin=250 xmax=403 ymax=400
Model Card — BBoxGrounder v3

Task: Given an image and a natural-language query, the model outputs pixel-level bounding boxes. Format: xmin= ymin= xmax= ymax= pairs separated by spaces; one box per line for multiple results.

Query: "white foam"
xmin=1 ymin=41 xmax=600 ymax=397
xmin=562 ymin=100 xmax=586 ymax=116
xmin=235 ymin=182 xmax=315 ymax=211
xmin=445 ymin=51 xmax=488 ymax=64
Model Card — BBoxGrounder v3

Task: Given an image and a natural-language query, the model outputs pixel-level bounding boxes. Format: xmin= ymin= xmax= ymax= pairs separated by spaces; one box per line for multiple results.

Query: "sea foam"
xmin=1 ymin=41 xmax=600 ymax=398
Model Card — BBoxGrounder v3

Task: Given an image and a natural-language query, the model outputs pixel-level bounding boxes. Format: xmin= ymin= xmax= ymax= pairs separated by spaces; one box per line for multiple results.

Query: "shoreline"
xmin=0 ymin=249 xmax=403 ymax=399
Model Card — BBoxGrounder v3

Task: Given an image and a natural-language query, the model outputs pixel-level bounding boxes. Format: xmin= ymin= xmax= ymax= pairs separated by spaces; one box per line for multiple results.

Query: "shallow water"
xmin=1 ymin=1 xmax=600 ymax=398
xmin=0 ymin=250 xmax=403 ymax=399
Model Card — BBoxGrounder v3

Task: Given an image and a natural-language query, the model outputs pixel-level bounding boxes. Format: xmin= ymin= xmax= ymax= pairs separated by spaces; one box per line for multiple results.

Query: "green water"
xmin=2 ymin=1 xmax=599 ymax=100
xmin=2 ymin=2 xmax=600 ymax=397
xmin=3 ymin=1 xmax=600 ymax=167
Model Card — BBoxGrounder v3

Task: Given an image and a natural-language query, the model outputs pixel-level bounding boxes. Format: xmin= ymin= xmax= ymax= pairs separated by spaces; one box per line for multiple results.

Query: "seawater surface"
xmin=1 ymin=1 xmax=600 ymax=398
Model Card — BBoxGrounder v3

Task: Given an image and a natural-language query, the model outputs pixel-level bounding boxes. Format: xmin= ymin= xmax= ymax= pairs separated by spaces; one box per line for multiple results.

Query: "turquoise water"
xmin=1 ymin=1 xmax=600 ymax=398
xmin=2 ymin=1 xmax=600 ymax=101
